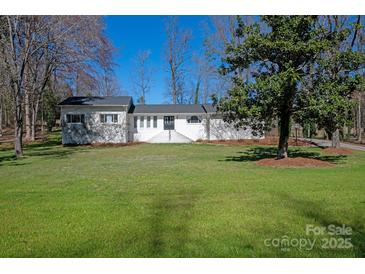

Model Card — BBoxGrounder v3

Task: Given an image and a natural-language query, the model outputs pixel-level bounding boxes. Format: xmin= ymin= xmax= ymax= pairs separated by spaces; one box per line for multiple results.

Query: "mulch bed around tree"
xmin=256 ymin=157 xmax=334 ymax=168
xmin=322 ymin=147 xmax=354 ymax=155
xmin=198 ymin=137 xmax=313 ymax=147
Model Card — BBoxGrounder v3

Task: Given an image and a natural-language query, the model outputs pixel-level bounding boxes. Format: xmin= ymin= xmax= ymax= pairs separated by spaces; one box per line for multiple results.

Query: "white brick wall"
xmin=129 ymin=114 xmax=258 ymax=142
xmin=61 ymin=106 xmax=260 ymax=144
xmin=61 ymin=106 xmax=128 ymax=144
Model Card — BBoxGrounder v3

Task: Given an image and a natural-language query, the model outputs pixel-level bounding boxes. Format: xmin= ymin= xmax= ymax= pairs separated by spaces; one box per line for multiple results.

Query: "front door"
xmin=164 ymin=116 xmax=175 ymax=130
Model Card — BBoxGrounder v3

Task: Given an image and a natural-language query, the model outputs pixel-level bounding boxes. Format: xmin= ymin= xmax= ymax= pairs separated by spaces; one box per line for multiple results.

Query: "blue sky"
xmin=104 ymin=16 xmax=210 ymax=104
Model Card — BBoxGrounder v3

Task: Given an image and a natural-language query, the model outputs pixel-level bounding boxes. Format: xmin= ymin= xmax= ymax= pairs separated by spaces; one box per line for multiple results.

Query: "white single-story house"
xmin=58 ymin=96 xmax=259 ymax=144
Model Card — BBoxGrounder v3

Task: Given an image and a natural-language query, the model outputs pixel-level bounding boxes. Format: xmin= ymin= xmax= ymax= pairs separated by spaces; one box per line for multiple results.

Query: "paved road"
xmin=301 ymin=138 xmax=365 ymax=151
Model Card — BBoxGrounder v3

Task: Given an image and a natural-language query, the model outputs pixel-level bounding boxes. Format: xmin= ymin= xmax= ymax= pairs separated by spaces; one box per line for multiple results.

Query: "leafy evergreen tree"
xmin=215 ymin=16 xmax=361 ymax=158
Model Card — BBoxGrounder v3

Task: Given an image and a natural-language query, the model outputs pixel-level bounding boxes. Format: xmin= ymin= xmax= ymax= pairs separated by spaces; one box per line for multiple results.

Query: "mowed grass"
xmin=0 ymin=132 xmax=365 ymax=257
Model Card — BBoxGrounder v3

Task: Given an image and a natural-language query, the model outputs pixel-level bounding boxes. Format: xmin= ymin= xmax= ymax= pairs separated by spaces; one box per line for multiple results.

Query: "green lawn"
xmin=0 ymin=132 xmax=364 ymax=257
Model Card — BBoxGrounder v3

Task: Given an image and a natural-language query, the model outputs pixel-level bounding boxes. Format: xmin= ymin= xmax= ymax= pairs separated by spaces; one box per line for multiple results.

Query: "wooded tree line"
xmin=0 ymin=16 xmax=119 ymax=157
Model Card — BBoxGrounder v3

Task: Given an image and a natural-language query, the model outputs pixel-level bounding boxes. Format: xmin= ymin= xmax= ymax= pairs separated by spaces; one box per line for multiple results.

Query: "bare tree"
xmin=164 ymin=16 xmax=191 ymax=104
xmin=50 ymin=16 xmax=115 ymax=96
xmin=0 ymin=47 xmax=14 ymax=131
xmin=131 ymin=50 xmax=152 ymax=104
xmin=26 ymin=16 xmax=114 ymax=141
xmin=190 ymin=50 xmax=218 ymax=104
xmin=202 ymin=16 xmax=253 ymax=99
xmin=0 ymin=32 xmax=9 ymax=136
xmin=0 ymin=16 xmax=115 ymax=156
xmin=0 ymin=16 xmax=37 ymax=157
xmin=205 ymin=16 xmax=239 ymax=58
xmin=97 ymin=68 xmax=122 ymax=96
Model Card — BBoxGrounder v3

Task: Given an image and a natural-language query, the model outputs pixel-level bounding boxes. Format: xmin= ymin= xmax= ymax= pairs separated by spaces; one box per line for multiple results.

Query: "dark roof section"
xmin=59 ymin=96 xmax=132 ymax=106
xmin=133 ymin=104 xmax=206 ymax=114
xmin=202 ymin=104 xmax=217 ymax=113
xmin=59 ymin=96 xmax=218 ymax=115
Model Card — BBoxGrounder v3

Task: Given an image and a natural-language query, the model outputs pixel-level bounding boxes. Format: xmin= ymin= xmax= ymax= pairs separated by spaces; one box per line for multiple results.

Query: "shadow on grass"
xmin=222 ymin=146 xmax=346 ymax=164
xmin=279 ymin=193 xmax=365 ymax=257
xmin=117 ymin=187 xmax=199 ymax=257
xmin=0 ymin=133 xmax=89 ymax=167
xmin=24 ymin=138 xmax=63 ymax=150
xmin=25 ymin=146 xmax=88 ymax=159
xmin=146 ymin=188 xmax=199 ymax=257
xmin=0 ymin=154 xmax=27 ymax=167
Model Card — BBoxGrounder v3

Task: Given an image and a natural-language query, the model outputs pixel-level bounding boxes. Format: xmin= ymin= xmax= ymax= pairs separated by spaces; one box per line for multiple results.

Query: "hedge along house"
xmin=59 ymin=96 xmax=258 ymax=144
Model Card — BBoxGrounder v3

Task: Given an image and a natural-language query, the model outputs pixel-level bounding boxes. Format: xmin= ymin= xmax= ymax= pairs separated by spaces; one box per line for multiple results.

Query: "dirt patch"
xmin=198 ymin=137 xmax=313 ymax=147
xmin=256 ymin=157 xmax=334 ymax=168
xmin=322 ymin=148 xmax=354 ymax=155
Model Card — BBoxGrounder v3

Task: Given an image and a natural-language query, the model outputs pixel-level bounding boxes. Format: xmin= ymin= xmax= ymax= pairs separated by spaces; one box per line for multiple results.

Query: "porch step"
xmin=148 ymin=130 xmax=192 ymax=143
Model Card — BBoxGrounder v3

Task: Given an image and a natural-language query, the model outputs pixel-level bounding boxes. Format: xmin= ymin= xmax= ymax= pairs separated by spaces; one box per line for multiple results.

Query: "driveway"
xmin=302 ymin=138 xmax=365 ymax=151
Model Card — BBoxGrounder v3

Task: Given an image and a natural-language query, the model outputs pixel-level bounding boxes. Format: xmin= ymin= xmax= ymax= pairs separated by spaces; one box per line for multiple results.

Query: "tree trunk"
xmin=0 ymin=94 xmax=3 ymax=137
xmin=206 ymin=115 xmax=210 ymax=141
xmin=31 ymin=109 xmax=36 ymax=141
xmin=325 ymin=130 xmax=332 ymax=140
xmin=4 ymin=99 xmax=9 ymax=127
xmin=277 ymin=112 xmax=290 ymax=159
xmin=194 ymin=76 xmax=201 ymax=104
xmin=14 ymin=93 xmax=23 ymax=158
xmin=358 ymin=97 xmax=362 ymax=142
xmin=171 ymin=67 xmax=177 ymax=104
xmin=41 ymin=93 xmax=44 ymax=134
xmin=332 ymin=129 xmax=341 ymax=148
xmin=24 ymin=88 xmax=31 ymax=140
xmin=23 ymin=29 xmax=31 ymax=141
xmin=30 ymin=97 xmax=39 ymax=141
xmin=4 ymin=104 xmax=7 ymax=128
xmin=24 ymin=65 xmax=31 ymax=141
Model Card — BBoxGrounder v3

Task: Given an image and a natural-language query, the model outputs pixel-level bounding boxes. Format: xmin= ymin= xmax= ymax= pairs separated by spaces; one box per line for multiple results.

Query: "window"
xmin=140 ymin=116 xmax=144 ymax=128
xmin=100 ymin=114 xmax=118 ymax=124
xmin=134 ymin=116 xmax=138 ymax=128
xmin=153 ymin=116 xmax=157 ymax=128
xmin=147 ymin=116 xmax=151 ymax=128
xmin=66 ymin=114 xmax=85 ymax=124
xmin=187 ymin=115 xmax=202 ymax=124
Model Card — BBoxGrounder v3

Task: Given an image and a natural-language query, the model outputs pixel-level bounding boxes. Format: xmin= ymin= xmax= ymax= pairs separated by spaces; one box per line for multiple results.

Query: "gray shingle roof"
xmin=59 ymin=96 xmax=132 ymax=106
xmin=59 ymin=96 xmax=218 ymax=115
xmin=133 ymin=104 xmax=206 ymax=114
